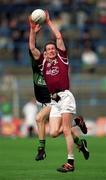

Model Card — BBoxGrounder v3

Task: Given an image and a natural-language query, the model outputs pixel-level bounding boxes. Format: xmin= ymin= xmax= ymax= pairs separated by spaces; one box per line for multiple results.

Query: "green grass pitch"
xmin=0 ymin=136 xmax=106 ymax=180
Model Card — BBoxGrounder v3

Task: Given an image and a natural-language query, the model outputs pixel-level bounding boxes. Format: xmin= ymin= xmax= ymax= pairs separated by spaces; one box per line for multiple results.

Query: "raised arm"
xmin=46 ymin=11 xmax=66 ymax=51
xmin=29 ymin=17 xmax=41 ymax=60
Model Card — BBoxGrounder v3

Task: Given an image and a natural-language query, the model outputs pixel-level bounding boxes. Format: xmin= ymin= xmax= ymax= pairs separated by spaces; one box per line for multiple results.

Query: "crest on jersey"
xmin=46 ymin=66 xmax=59 ymax=76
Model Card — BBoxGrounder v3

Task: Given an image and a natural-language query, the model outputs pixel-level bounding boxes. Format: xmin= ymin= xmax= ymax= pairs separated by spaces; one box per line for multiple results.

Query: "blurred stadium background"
xmin=0 ymin=0 xmax=106 ymax=137
xmin=0 ymin=1 xmax=106 ymax=180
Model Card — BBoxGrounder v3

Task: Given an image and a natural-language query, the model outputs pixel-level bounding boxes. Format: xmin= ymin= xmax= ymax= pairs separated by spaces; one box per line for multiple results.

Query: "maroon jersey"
xmin=39 ymin=49 xmax=69 ymax=94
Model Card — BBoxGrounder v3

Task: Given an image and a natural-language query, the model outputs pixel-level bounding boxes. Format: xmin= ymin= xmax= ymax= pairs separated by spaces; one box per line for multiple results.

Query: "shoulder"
xmin=57 ymin=48 xmax=68 ymax=64
xmin=57 ymin=48 xmax=68 ymax=58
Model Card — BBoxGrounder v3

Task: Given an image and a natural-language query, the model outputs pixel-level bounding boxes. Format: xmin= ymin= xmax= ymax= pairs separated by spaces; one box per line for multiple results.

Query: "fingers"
xmin=45 ymin=10 xmax=50 ymax=23
xmin=28 ymin=15 xmax=42 ymax=31
xmin=45 ymin=10 xmax=48 ymax=16
xmin=36 ymin=24 xmax=41 ymax=31
xmin=28 ymin=16 xmax=38 ymax=29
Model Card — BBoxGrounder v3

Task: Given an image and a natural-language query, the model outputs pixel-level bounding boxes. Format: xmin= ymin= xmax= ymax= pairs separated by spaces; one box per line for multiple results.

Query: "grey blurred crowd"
xmin=0 ymin=0 xmax=106 ymax=72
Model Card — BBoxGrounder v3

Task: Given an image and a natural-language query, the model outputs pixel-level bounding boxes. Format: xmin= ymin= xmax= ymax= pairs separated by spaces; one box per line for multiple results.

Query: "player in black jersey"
xmin=29 ymin=49 xmax=51 ymax=104
xmin=28 ymin=19 xmax=89 ymax=162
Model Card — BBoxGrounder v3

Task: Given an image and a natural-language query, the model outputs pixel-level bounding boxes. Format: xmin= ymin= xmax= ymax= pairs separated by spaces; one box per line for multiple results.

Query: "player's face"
xmin=45 ymin=44 xmax=57 ymax=59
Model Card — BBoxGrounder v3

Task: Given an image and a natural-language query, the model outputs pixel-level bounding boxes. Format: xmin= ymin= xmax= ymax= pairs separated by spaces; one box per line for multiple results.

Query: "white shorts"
xmin=50 ymin=90 xmax=76 ymax=118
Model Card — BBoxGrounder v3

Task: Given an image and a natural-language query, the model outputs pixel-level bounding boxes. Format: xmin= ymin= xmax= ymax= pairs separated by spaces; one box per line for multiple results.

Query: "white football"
xmin=31 ymin=9 xmax=46 ymax=25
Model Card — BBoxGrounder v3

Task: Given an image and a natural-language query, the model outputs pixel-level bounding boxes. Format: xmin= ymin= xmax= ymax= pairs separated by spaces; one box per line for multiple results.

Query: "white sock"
xmin=68 ymin=154 xmax=74 ymax=160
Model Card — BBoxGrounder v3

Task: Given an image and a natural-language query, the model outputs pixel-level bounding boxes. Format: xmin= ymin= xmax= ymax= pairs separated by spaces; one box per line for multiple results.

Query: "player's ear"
xmin=43 ymin=51 xmax=47 ymax=58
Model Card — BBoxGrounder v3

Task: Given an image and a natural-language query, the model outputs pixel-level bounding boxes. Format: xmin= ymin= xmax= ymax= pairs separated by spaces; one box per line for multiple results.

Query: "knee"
xmin=36 ymin=114 xmax=43 ymax=123
xmin=50 ymin=130 xmax=58 ymax=138
xmin=63 ymin=127 xmax=70 ymax=137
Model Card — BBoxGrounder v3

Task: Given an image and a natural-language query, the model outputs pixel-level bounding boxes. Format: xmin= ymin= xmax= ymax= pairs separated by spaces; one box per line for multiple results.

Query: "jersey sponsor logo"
xmin=46 ymin=66 xmax=59 ymax=76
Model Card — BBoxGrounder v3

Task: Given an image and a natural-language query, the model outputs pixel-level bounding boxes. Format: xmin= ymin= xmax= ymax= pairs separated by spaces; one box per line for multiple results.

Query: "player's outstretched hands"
xmin=29 ymin=16 xmax=41 ymax=33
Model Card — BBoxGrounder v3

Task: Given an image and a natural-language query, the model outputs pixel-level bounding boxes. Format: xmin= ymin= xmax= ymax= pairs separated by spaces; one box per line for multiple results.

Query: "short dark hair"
xmin=44 ymin=41 xmax=57 ymax=51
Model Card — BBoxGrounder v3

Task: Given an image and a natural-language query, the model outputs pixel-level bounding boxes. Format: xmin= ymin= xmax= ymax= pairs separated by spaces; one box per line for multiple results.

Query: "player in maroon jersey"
xmin=29 ymin=11 xmax=89 ymax=173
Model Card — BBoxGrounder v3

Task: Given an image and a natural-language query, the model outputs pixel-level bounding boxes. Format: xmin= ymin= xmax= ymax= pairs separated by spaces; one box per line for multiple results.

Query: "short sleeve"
xmin=58 ymin=48 xmax=67 ymax=57
xmin=57 ymin=48 xmax=68 ymax=62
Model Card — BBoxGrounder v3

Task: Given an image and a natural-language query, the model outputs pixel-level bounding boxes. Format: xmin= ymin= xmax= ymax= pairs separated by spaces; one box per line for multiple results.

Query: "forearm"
xmin=29 ymin=27 xmax=41 ymax=59
xmin=29 ymin=28 xmax=36 ymax=50
xmin=47 ymin=20 xmax=62 ymax=39
xmin=47 ymin=19 xmax=65 ymax=50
